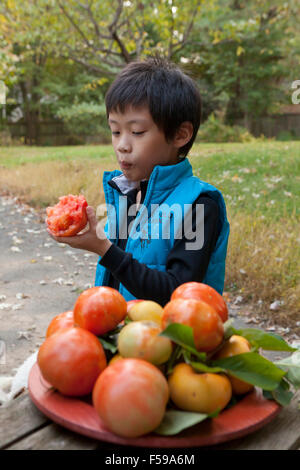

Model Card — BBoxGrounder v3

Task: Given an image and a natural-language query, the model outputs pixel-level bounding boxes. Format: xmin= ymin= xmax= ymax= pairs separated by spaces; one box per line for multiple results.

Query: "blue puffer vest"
xmin=95 ymin=158 xmax=230 ymax=300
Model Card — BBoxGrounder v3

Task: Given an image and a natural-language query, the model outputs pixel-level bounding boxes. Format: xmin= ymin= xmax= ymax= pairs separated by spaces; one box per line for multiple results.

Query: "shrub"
xmin=197 ymin=113 xmax=255 ymax=143
xmin=277 ymin=130 xmax=299 ymax=141
xmin=0 ymin=129 xmax=12 ymax=146
xmin=56 ymin=102 xmax=111 ymax=142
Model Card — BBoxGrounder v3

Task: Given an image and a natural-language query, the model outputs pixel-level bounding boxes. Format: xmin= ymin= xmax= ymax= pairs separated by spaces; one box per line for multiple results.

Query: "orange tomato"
xmin=46 ymin=310 xmax=74 ymax=338
xmin=73 ymin=286 xmax=127 ymax=336
xmin=168 ymin=363 xmax=232 ymax=414
xmin=162 ymin=298 xmax=224 ymax=352
xmin=171 ymin=282 xmax=228 ymax=323
xmin=213 ymin=335 xmax=254 ymax=395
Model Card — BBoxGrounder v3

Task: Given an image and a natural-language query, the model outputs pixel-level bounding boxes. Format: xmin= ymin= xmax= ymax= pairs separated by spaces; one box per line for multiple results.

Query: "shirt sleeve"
xmin=99 ymin=196 xmax=220 ymax=306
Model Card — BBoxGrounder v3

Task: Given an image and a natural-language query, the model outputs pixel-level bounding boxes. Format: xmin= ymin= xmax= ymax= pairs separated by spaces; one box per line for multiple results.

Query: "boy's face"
xmin=108 ymin=105 xmax=181 ymax=182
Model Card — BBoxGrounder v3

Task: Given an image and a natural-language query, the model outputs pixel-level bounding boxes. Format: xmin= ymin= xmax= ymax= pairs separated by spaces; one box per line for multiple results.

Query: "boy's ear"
xmin=173 ymin=121 xmax=194 ymax=148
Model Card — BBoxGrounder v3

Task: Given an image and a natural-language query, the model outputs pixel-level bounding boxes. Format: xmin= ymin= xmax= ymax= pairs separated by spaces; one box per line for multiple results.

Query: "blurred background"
xmin=0 ymin=0 xmax=299 ymax=146
xmin=0 ymin=0 xmax=299 ymax=328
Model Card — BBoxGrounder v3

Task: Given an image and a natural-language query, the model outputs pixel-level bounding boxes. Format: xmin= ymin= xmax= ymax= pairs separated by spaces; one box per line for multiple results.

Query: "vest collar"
xmin=148 ymin=158 xmax=193 ymax=192
xmin=109 ymin=174 xmax=141 ymax=195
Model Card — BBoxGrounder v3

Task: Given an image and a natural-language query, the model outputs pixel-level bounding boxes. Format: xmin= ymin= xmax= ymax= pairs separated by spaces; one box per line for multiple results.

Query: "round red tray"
xmin=28 ymin=362 xmax=281 ymax=448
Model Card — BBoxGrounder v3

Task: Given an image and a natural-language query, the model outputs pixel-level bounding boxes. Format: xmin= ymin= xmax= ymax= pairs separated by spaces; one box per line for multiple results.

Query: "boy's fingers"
xmin=46 ymin=228 xmax=69 ymax=244
xmin=86 ymin=206 xmax=97 ymax=229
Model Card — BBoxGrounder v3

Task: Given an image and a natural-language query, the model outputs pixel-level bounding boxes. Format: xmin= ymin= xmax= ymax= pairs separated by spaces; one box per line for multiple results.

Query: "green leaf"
xmin=186 ymin=360 xmax=225 ymax=373
xmin=223 ymin=318 xmax=235 ymax=339
xmin=97 ymin=325 xmax=123 ymax=354
xmin=271 ymin=379 xmax=294 ymax=406
xmin=159 ymin=323 xmax=206 ymax=361
xmin=155 ymin=410 xmax=211 ymax=436
xmin=183 ymin=351 xmax=225 ymax=373
xmin=159 ymin=323 xmax=195 ymax=348
xmin=165 ymin=345 xmax=184 ymax=375
xmin=98 ymin=337 xmax=118 ymax=354
xmin=275 ymin=349 xmax=300 ymax=388
xmin=229 ymin=327 xmax=296 ymax=352
xmin=263 ymin=389 xmax=273 ymax=401
xmin=211 ymin=352 xmax=286 ymax=391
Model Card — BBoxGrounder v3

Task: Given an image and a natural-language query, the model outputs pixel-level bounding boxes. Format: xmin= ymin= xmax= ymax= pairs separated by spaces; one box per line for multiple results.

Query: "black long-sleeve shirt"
xmin=99 ymin=179 xmax=221 ymax=306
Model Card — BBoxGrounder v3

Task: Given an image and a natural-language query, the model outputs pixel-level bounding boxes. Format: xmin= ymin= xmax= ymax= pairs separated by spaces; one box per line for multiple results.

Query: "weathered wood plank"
xmin=6 ymin=423 xmax=101 ymax=450
xmin=206 ymin=390 xmax=300 ymax=450
xmin=2 ymin=389 xmax=300 ymax=450
xmin=0 ymin=392 xmax=49 ymax=449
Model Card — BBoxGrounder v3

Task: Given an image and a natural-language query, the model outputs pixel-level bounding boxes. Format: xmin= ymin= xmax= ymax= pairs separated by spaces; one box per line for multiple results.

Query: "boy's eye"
xmin=111 ymin=131 xmax=145 ymax=135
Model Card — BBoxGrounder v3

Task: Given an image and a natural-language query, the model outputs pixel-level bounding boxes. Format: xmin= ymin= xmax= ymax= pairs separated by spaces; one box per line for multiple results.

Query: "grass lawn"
xmin=0 ymin=145 xmax=114 ymax=167
xmin=1 ymin=141 xmax=299 ymax=328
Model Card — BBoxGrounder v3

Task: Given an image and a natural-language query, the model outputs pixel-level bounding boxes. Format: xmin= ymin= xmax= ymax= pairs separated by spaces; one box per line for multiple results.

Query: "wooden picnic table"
xmin=1 ymin=389 xmax=299 ymax=451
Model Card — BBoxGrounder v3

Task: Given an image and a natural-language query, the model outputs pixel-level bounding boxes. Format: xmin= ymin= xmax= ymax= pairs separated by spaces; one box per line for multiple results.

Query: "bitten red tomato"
xmin=38 ymin=327 xmax=107 ymax=396
xmin=161 ymin=298 xmax=224 ymax=352
xmin=171 ymin=282 xmax=228 ymax=323
xmin=46 ymin=194 xmax=88 ymax=237
xmin=74 ymin=286 xmax=127 ymax=336
xmin=46 ymin=310 xmax=74 ymax=338
xmin=92 ymin=358 xmax=169 ymax=438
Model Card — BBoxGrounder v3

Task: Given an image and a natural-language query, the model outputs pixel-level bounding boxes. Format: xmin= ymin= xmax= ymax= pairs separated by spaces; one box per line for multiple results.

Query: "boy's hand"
xmin=46 ymin=206 xmax=112 ymax=257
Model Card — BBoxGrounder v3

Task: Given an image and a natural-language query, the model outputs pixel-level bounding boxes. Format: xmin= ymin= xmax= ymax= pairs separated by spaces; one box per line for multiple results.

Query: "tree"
xmin=0 ymin=0 xmax=58 ymax=143
xmin=1 ymin=0 xmax=298 ymax=143
xmin=0 ymin=0 xmax=205 ymax=144
xmin=54 ymin=0 xmax=203 ymax=73
xmin=180 ymin=0 xmax=295 ymax=125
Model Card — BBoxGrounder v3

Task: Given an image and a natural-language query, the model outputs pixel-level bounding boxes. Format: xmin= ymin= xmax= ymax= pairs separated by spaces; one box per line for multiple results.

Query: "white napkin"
xmin=0 ymin=350 xmax=38 ymax=405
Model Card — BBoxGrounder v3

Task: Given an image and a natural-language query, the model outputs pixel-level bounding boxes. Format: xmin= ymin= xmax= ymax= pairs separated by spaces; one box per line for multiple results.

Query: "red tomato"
xmin=37 ymin=327 xmax=107 ymax=396
xmin=92 ymin=358 xmax=169 ymax=438
xmin=73 ymin=286 xmax=127 ymax=336
xmin=161 ymin=298 xmax=224 ymax=352
xmin=171 ymin=282 xmax=228 ymax=323
xmin=46 ymin=310 xmax=74 ymax=338
xmin=46 ymin=194 xmax=88 ymax=237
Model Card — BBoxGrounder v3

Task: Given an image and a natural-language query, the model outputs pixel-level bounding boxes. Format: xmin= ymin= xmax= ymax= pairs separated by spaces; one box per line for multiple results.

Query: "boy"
xmin=47 ymin=57 xmax=230 ymax=305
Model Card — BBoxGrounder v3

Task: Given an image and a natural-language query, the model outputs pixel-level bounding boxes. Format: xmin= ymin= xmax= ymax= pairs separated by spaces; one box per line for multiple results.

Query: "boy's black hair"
xmin=105 ymin=56 xmax=202 ymax=157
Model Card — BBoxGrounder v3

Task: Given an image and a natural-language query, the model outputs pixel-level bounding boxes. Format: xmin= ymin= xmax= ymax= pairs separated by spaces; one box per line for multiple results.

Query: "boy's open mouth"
xmin=120 ymin=161 xmax=133 ymax=169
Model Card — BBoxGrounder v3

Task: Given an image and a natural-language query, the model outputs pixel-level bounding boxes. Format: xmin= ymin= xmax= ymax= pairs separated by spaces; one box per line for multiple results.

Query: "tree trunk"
xmin=19 ymin=78 xmax=41 ymax=145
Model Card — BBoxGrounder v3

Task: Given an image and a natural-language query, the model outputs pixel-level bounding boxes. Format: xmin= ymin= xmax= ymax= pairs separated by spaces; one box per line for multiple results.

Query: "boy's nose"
xmin=117 ymin=137 xmax=132 ymax=153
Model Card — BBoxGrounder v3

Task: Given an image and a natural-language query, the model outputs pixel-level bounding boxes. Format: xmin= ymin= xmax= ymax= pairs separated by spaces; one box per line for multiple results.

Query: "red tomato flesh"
xmin=46 ymin=194 xmax=88 ymax=237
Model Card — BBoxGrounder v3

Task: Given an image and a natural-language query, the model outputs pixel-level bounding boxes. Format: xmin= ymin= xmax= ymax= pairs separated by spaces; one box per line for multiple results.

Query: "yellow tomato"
xmin=168 ymin=363 xmax=232 ymax=414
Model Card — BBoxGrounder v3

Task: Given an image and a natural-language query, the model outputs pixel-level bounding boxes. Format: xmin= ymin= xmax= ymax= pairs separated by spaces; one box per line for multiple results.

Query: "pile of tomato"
xmin=37 ymin=282 xmax=257 ymax=439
